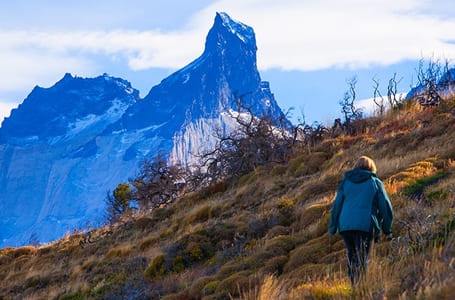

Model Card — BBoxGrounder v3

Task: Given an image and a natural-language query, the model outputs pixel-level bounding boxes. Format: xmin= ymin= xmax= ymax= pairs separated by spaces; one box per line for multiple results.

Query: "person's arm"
xmin=329 ymin=180 xmax=344 ymax=235
xmin=376 ymin=179 xmax=393 ymax=234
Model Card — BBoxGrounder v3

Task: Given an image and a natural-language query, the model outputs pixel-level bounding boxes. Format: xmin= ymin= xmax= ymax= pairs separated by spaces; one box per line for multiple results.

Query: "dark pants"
xmin=340 ymin=230 xmax=373 ymax=286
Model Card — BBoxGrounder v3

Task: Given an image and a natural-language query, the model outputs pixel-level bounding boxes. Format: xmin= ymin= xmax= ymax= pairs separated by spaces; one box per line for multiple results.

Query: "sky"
xmin=1 ymin=0 xmax=455 ymax=124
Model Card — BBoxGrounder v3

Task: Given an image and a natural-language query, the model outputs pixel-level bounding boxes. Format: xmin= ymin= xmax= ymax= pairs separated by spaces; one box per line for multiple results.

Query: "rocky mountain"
xmin=0 ymin=12 xmax=286 ymax=247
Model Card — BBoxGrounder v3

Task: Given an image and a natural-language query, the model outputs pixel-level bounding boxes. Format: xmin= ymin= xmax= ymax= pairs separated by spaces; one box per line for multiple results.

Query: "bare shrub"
xmin=198 ymin=98 xmax=300 ymax=184
xmin=412 ymin=58 xmax=454 ymax=107
xmin=131 ymin=153 xmax=185 ymax=210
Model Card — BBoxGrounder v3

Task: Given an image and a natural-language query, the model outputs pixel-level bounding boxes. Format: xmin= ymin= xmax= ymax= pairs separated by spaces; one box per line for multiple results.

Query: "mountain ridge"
xmin=0 ymin=73 xmax=139 ymax=144
xmin=0 ymin=12 xmax=286 ymax=248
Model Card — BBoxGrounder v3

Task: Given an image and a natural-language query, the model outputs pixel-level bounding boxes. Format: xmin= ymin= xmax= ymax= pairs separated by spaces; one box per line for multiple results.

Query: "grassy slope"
xmin=1 ymin=100 xmax=455 ymax=299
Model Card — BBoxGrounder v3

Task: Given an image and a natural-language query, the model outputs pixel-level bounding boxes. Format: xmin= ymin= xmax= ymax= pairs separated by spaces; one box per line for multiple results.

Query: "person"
xmin=329 ymin=156 xmax=393 ymax=286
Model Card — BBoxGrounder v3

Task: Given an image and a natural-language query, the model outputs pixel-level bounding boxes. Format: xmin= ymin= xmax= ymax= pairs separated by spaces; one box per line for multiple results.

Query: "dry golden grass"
xmin=2 ymin=101 xmax=455 ymax=299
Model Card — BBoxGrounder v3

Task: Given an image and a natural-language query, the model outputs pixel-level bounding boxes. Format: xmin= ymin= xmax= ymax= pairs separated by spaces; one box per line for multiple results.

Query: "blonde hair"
xmin=353 ymin=156 xmax=377 ymax=173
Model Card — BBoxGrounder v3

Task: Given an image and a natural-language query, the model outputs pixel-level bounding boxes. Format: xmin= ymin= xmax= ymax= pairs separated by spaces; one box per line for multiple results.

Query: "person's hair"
xmin=353 ymin=156 xmax=377 ymax=173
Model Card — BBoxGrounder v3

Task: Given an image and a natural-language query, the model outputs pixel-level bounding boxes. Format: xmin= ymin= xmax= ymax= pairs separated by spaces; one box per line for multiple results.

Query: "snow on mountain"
xmin=0 ymin=12 xmax=287 ymax=248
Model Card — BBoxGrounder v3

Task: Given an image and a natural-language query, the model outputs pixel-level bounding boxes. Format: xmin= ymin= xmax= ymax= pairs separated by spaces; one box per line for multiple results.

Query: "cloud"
xmin=0 ymin=100 xmax=19 ymax=123
xmin=356 ymin=92 xmax=407 ymax=116
xmin=2 ymin=0 xmax=455 ymax=78
xmin=0 ymin=0 xmax=454 ymax=123
xmin=0 ymin=48 xmax=92 ymax=91
xmin=197 ymin=0 xmax=455 ymax=70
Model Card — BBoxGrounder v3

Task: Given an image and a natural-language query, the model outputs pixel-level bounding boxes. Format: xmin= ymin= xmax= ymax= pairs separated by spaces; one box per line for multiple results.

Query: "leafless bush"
xmin=339 ymin=76 xmax=363 ymax=134
xmin=389 ymin=207 xmax=444 ymax=259
xmin=372 ymin=77 xmax=386 ymax=117
xmin=372 ymin=73 xmax=405 ymax=116
xmin=293 ymin=108 xmax=330 ymax=152
xmin=131 ymin=153 xmax=186 ymax=210
xmin=197 ymin=98 xmax=301 ymax=183
xmin=387 ymin=73 xmax=404 ymax=108
xmin=413 ymin=58 xmax=453 ymax=107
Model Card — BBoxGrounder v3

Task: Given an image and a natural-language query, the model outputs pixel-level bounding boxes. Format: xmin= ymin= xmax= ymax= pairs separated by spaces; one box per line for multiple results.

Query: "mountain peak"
xmin=0 ymin=73 xmax=139 ymax=143
xmin=62 ymin=72 xmax=74 ymax=80
xmin=214 ymin=12 xmax=255 ymax=43
xmin=205 ymin=12 xmax=256 ymax=53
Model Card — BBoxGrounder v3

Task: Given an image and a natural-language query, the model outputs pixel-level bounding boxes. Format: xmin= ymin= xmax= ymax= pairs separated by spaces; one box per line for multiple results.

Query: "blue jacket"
xmin=329 ymin=169 xmax=393 ymax=235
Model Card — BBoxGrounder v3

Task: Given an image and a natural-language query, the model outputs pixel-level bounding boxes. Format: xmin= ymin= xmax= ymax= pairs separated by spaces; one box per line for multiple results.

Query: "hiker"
xmin=329 ymin=156 xmax=393 ymax=286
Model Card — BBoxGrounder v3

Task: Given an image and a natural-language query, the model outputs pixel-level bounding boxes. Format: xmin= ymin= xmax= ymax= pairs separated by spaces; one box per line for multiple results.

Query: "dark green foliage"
xmin=188 ymin=276 xmax=215 ymax=299
xmin=133 ymin=217 xmax=155 ymax=231
xmin=25 ymin=275 xmax=50 ymax=289
xmin=426 ymin=189 xmax=448 ymax=201
xmin=275 ymin=197 xmax=296 ymax=226
xmin=216 ymin=261 xmax=248 ymax=279
xmin=145 ymin=255 xmax=168 ymax=280
xmin=60 ymin=290 xmax=84 ymax=300
xmin=244 ymin=236 xmax=295 ymax=270
xmin=149 ymin=231 xmax=218 ymax=276
xmin=215 ymin=272 xmax=251 ymax=298
xmin=245 ymin=252 xmax=275 ymax=269
xmin=266 ymin=225 xmax=290 ymax=238
xmin=264 ymin=235 xmax=296 ymax=256
xmin=403 ymin=171 xmax=448 ymax=198
xmin=105 ymin=182 xmax=133 ymax=223
xmin=297 ymin=204 xmax=329 ymax=230
xmin=203 ymin=280 xmax=220 ymax=296
xmin=139 ymin=237 xmax=156 ymax=251
xmin=284 ymin=237 xmax=331 ymax=272
xmin=270 ymin=164 xmax=287 ymax=176
xmin=172 ymin=255 xmax=185 ymax=273
xmin=262 ymin=255 xmax=289 ymax=275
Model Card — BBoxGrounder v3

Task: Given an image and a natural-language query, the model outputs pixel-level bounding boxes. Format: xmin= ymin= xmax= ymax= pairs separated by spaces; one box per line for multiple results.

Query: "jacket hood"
xmin=345 ymin=169 xmax=377 ymax=183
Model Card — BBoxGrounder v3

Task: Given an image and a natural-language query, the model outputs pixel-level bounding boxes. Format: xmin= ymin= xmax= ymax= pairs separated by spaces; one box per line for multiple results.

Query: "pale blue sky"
xmin=1 ymin=0 xmax=454 ymax=124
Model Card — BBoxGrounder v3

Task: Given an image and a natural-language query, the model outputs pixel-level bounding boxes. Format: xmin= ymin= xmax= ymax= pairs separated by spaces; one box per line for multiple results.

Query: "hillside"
xmin=1 ymin=98 xmax=455 ymax=299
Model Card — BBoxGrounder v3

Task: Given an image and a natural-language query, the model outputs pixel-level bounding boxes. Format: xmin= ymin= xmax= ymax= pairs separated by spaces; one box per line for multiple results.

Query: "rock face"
xmin=0 ymin=12 xmax=286 ymax=247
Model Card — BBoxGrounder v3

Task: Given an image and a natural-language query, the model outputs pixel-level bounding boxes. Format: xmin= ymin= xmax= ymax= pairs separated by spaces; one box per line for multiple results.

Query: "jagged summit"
xmin=208 ymin=12 xmax=256 ymax=47
xmin=0 ymin=73 xmax=138 ymax=143
xmin=114 ymin=12 xmax=271 ymax=132
xmin=204 ymin=12 xmax=257 ymax=66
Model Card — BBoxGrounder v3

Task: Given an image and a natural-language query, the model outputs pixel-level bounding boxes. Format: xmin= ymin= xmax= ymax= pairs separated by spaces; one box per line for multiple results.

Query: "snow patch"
xmin=66 ymin=99 xmax=130 ymax=137
xmin=217 ymin=12 xmax=254 ymax=43
xmin=112 ymin=129 xmax=127 ymax=135
xmin=182 ymin=74 xmax=190 ymax=84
